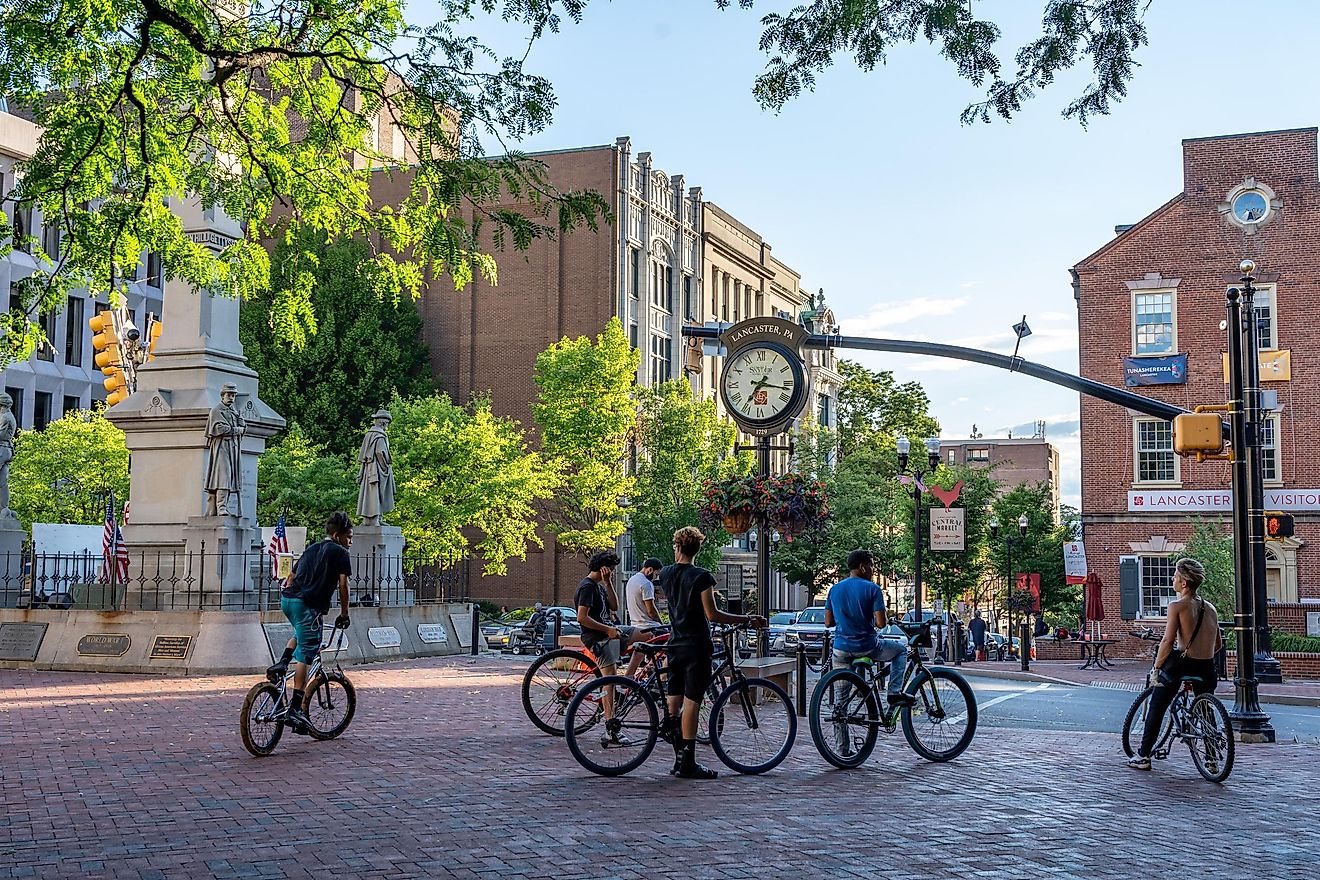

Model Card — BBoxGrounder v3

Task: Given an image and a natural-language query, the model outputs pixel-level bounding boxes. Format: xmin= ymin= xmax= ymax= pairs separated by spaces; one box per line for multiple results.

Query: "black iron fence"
xmin=0 ymin=549 xmax=469 ymax=612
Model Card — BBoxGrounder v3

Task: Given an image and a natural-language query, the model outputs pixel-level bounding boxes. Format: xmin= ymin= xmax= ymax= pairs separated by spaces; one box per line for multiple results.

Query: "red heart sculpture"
xmin=929 ymin=480 xmax=963 ymax=509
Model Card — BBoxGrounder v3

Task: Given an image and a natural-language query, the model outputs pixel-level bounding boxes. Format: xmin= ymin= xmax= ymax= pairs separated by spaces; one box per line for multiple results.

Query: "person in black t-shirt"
xmin=574 ymin=550 xmax=646 ymax=746
xmin=660 ymin=526 xmax=765 ymax=780
xmin=268 ymin=511 xmax=353 ymax=734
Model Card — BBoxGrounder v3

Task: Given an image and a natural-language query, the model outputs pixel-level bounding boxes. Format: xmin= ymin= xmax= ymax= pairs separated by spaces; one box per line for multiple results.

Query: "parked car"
xmin=482 ymin=606 xmax=580 ymax=652
xmin=767 ymin=611 xmax=797 ymax=655
xmin=783 ymin=606 xmax=830 ymax=656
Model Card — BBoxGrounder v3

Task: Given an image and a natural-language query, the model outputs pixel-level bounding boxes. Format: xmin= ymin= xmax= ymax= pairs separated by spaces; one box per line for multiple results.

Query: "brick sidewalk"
xmin=1 ymin=657 xmax=1317 ymax=880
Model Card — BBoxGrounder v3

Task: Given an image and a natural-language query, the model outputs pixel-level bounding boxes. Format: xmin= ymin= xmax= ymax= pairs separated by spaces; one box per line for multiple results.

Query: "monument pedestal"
xmin=0 ymin=511 xmax=25 ymax=609
xmin=350 ymin=525 xmax=407 ymax=606
xmin=181 ymin=515 xmax=267 ymax=610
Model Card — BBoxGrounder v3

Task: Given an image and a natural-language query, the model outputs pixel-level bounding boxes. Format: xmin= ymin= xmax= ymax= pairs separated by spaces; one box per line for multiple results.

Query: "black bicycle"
xmin=809 ymin=619 xmax=977 ymax=768
xmin=241 ymin=625 xmax=357 ymax=756
xmin=563 ymin=622 xmax=796 ymax=776
xmin=1121 ymin=675 xmax=1234 ymax=783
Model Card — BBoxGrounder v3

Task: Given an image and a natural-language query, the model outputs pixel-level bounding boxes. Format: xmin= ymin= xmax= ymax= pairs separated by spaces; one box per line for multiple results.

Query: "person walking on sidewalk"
xmin=968 ymin=610 xmax=988 ymax=661
xmin=1128 ymin=557 xmax=1221 ymax=771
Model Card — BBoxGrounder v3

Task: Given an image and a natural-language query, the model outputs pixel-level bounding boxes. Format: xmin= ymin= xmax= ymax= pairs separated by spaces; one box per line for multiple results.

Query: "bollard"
xmin=1020 ymin=621 xmax=1031 ymax=672
xmin=953 ymin=620 xmax=963 ymax=667
xmin=552 ymin=609 xmax=563 ymax=650
xmin=470 ymin=602 xmax=479 ymax=656
xmin=796 ymin=644 xmax=808 ymax=717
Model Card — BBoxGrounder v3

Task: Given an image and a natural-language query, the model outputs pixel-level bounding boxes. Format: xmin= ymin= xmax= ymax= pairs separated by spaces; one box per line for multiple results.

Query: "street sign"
xmin=929 ymin=507 xmax=965 ymax=551
xmin=1064 ymin=542 xmax=1088 ymax=584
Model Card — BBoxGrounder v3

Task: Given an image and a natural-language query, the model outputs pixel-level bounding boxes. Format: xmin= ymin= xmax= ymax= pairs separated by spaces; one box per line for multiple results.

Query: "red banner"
xmin=1016 ymin=573 xmax=1041 ymax=612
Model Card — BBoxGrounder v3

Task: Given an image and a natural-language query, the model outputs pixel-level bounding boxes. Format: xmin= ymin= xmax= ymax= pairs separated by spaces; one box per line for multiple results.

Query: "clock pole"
xmin=756 ymin=433 xmax=772 ymax=658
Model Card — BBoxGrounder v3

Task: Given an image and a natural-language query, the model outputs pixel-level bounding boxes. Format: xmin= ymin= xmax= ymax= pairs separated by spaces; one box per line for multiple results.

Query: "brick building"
xmin=938 ymin=435 xmax=1061 ymax=519
xmin=1073 ymin=127 xmax=1320 ymax=645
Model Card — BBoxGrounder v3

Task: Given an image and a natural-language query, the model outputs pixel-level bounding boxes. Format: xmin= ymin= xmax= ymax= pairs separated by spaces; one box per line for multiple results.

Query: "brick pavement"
xmin=2 ymin=656 xmax=1318 ymax=880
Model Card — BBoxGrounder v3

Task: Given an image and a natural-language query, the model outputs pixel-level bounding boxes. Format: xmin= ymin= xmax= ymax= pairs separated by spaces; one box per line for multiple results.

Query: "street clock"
xmin=717 ymin=317 xmax=811 ymax=436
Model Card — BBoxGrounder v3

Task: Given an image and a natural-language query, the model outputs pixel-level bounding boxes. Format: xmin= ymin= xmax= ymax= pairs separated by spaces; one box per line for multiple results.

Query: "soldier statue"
xmin=357 ymin=410 xmax=396 ymax=527
xmin=204 ymin=383 xmax=246 ymax=516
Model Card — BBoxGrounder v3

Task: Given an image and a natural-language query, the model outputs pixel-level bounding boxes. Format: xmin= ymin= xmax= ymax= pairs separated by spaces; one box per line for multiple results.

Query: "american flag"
xmin=269 ymin=513 xmax=289 ymax=582
xmin=99 ymin=496 xmax=130 ymax=585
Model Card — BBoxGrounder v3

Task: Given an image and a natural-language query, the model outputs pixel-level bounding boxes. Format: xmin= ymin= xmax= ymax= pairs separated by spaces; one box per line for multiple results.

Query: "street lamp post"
xmin=897 ymin=436 xmax=941 ymax=636
xmin=990 ymin=514 xmax=1029 ymax=663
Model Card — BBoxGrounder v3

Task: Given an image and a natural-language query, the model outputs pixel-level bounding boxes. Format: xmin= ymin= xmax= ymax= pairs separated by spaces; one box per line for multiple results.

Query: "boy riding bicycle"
xmin=267 ymin=511 xmax=353 ymax=733
xmin=824 ymin=549 xmax=913 ymax=709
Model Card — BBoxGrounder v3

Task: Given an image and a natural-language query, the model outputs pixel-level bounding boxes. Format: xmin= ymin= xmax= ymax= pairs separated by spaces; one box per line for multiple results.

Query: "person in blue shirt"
xmin=824 ymin=549 xmax=913 ymax=707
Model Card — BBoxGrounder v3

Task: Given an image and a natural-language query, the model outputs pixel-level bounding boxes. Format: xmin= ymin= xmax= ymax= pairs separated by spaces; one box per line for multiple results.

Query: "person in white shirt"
xmin=624 ymin=557 xmax=664 ymax=677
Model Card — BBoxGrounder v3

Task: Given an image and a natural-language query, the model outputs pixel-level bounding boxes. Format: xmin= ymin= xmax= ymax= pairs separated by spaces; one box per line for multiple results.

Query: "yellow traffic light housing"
xmin=147 ymin=319 xmax=163 ymax=359
xmin=89 ymin=311 xmax=119 ymax=352
xmin=1174 ymin=411 xmax=1226 ymax=457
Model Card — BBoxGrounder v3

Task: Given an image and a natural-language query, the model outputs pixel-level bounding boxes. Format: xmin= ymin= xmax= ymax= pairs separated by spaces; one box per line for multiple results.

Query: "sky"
xmin=409 ymin=0 xmax=1320 ymax=508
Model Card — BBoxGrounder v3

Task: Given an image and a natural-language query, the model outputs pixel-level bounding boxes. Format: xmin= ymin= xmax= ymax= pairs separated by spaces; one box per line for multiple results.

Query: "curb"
xmin=955 ymin=665 xmax=1320 ymax=707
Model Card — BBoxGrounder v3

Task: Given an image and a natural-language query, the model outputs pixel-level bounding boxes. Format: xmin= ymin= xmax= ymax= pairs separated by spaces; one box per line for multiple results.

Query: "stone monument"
xmin=108 ymin=199 xmax=285 ymax=607
xmin=0 ymin=392 xmax=24 ymax=606
xmin=352 ymin=410 xmax=404 ymax=602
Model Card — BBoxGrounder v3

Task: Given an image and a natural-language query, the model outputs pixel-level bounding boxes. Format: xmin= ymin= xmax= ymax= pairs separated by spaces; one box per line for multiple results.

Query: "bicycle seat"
xmin=632 ymin=641 xmax=667 ymax=657
xmin=849 ymin=657 xmax=874 ymax=667
xmin=1179 ymin=675 xmax=1204 ymax=684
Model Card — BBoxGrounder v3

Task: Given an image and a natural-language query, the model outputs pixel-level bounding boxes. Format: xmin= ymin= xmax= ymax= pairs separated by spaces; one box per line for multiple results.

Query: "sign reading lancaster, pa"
xmin=1129 ymin=489 xmax=1320 ymax=512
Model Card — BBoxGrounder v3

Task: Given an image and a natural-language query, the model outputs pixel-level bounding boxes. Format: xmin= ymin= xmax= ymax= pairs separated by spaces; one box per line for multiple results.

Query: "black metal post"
xmin=1020 ymin=621 xmax=1031 ymax=672
xmin=469 ymin=602 xmax=479 ymax=656
xmin=953 ymin=617 xmax=963 ymax=666
xmin=552 ymin=609 xmax=562 ymax=652
xmin=913 ymin=481 xmax=925 ymax=627
xmin=796 ymin=644 xmax=807 ymax=717
xmin=1005 ymin=538 xmax=1013 ymax=661
xmin=1241 ymin=270 xmax=1283 ymax=683
xmin=1226 ymin=284 xmax=1274 ymax=741
xmin=757 ymin=435 xmax=772 ymax=658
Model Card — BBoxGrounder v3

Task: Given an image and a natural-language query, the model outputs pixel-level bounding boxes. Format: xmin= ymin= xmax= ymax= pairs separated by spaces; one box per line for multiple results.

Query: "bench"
xmin=734 ymin=656 xmax=797 ymax=695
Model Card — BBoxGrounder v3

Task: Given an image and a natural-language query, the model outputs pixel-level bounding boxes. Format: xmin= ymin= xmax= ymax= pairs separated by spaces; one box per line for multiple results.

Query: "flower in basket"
xmin=763 ymin=473 xmax=830 ymax=540
xmin=699 ymin=475 xmax=761 ymax=534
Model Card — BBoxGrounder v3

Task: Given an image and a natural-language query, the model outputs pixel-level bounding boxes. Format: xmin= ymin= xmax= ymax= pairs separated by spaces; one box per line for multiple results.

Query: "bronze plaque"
xmin=149 ymin=635 xmax=193 ymax=660
xmin=76 ymin=633 xmax=131 ymax=657
xmin=0 ymin=622 xmax=48 ymax=662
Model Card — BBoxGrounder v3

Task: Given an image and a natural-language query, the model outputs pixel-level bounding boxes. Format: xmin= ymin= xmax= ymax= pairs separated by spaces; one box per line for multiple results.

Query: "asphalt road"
xmin=961 ymin=672 xmax=1320 ymax=742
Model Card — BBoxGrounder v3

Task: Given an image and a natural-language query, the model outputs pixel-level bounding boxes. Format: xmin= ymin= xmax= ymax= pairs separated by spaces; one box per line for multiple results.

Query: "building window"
xmin=41 ymin=218 xmax=60 ymax=261
xmin=146 ymin=251 xmax=162 ymax=289
xmin=817 ymin=394 xmax=832 ymax=428
xmin=64 ymin=296 xmax=83 ymax=366
xmin=710 ymin=273 xmax=718 ymax=315
xmin=755 ymin=293 xmax=764 ymax=317
xmin=732 ymin=281 xmax=740 ymax=322
xmin=630 ymin=248 xmax=641 ymax=299
xmin=649 ymin=335 xmax=671 ymax=385
xmin=721 ymin=276 xmax=729 ymax=321
xmin=4 ymin=387 xmax=23 ymax=428
xmin=13 ymin=202 xmax=33 ymax=253
xmin=683 ymin=275 xmax=693 ymax=319
xmin=1134 ymin=418 xmax=1177 ymax=483
xmin=1253 ymin=285 xmax=1277 ymax=350
xmin=1261 ymin=414 xmax=1280 ymax=484
xmin=947 ymin=449 xmax=957 ymax=465
xmin=33 ymin=391 xmax=52 ymax=430
xmin=629 ymin=322 xmax=638 ymax=350
xmin=1132 ymin=291 xmax=1176 ymax=355
xmin=966 ymin=448 xmax=990 ymax=463
xmin=1140 ymin=555 xmax=1177 ymax=618
xmin=62 ymin=394 xmax=80 ymax=416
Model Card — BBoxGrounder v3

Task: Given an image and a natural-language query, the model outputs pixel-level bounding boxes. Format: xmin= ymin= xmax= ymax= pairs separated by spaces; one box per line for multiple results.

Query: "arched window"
xmin=650 ymin=241 xmax=674 ymax=313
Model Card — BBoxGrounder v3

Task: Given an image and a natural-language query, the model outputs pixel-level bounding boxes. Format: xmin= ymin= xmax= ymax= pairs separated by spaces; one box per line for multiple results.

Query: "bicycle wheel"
xmin=1121 ymin=686 xmax=1174 ymax=758
xmin=901 ymin=667 xmax=976 ymax=762
xmin=522 ymin=649 xmax=601 ymax=736
xmin=709 ymin=677 xmax=797 ymax=774
xmin=1187 ymin=694 xmax=1235 ymax=783
xmin=240 ymin=682 xmax=285 ymax=757
xmin=564 ymin=675 xmax=658 ymax=777
xmin=809 ymin=668 xmax=880 ymax=770
xmin=305 ymin=672 xmax=356 ymax=740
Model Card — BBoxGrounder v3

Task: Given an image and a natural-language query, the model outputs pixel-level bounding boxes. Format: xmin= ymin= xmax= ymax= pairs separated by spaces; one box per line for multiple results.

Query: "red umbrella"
xmin=1085 ymin=572 xmax=1106 ymax=622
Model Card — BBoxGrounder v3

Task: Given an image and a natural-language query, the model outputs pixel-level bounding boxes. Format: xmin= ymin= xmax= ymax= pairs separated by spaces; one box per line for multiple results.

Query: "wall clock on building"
xmin=720 ymin=341 xmax=807 ymax=430
xmin=1218 ymin=178 xmax=1281 ymax=233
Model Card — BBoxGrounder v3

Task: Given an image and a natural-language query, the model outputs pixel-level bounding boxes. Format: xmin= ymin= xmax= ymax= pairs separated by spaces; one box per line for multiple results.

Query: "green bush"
xmin=1224 ymin=631 xmax=1320 ymax=654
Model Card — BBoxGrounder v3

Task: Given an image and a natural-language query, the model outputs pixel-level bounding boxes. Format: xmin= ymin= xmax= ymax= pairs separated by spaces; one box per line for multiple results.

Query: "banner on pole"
xmin=1016 ymin=573 xmax=1041 ymax=612
xmin=1063 ymin=542 xmax=1088 ymax=585
xmin=930 ymin=507 xmax=965 ymax=551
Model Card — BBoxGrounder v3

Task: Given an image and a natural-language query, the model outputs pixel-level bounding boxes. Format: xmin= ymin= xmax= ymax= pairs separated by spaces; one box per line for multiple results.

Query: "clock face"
xmin=721 ymin=344 xmax=804 ymax=425
xmin=1232 ymin=190 xmax=1269 ymax=224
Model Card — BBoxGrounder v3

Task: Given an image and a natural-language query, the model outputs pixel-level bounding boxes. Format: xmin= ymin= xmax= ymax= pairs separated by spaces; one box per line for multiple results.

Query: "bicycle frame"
xmin=841 ymin=623 xmax=944 ymax=724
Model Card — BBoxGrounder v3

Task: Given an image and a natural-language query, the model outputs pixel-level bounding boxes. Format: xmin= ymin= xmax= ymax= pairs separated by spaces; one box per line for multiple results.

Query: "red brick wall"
xmin=1226 ymin=651 xmax=1320 ymax=680
xmin=1074 ymin=128 xmax=1320 ymax=622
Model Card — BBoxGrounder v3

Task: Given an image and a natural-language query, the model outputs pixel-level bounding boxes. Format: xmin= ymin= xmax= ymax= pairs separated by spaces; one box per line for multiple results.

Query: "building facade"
xmin=939 ymin=435 xmax=1061 ymax=519
xmin=1073 ymin=127 xmax=1320 ymax=639
xmin=1 ymin=108 xmax=164 ymax=428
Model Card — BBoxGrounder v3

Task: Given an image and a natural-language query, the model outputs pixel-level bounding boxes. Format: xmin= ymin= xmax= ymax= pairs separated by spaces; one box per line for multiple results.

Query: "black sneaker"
xmin=675 ymin=761 xmax=719 ymax=780
xmin=266 ymin=662 xmax=288 ymax=683
xmin=887 ymin=693 xmax=917 ymax=708
xmin=285 ymin=705 xmax=311 ymax=735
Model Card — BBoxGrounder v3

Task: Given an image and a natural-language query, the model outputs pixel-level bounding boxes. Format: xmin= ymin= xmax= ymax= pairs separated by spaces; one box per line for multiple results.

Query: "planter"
xmin=722 ymin=511 xmax=753 ymax=535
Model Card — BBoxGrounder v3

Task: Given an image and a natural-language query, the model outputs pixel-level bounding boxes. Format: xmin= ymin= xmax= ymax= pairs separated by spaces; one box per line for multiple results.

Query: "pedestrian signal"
xmin=1264 ymin=512 xmax=1294 ymax=539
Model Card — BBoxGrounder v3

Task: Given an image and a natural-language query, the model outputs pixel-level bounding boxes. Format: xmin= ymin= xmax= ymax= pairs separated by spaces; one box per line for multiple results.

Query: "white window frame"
xmin=1261 ymin=413 xmax=1281 ymax=485
xmin=1139 ymin=555 xmax=1177 ymax=619
xmin=966 ymin=447 xmax=990 ymax=463
xmin=1252 ymin=284 xmax=1277 ymax=351
xmin=1133 ymin=418 xmax=1179 ymax=486
xmin=1131 ymin=288 xmax=1178 ymax=357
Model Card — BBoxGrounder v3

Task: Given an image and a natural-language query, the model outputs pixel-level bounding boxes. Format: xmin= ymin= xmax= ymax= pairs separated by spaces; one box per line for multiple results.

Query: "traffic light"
xmin=89 ymin=311 xmax=128 ymax=406
xmin=1173 ymin=412 xmax=1225 ymax=456
xmin=147 ymin=318 xmax=163 ymax=360
xmin=1264 ymin=512 xmax=1295 ymax=539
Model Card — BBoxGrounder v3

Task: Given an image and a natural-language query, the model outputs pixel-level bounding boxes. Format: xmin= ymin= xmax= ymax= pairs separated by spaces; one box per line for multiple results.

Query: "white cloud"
xmin=1040 ymin=311 xmax=1070 ymax=322
xmin=841 ymin=296 xmax=969 ymax=336
xmin=960 ymin=281 xmax=978 ymax=289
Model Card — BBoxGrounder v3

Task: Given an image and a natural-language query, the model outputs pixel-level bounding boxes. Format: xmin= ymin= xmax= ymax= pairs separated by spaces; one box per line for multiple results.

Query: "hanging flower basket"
xmin=699 ymin=473 xmax=829 ymax=539
xmin=700 ymin=475 xmax=761 ymax=535
xmin=722 ymin=510 xmax=754 ymax=535
xmin=763 ymin=473 xmax=830 ymax=541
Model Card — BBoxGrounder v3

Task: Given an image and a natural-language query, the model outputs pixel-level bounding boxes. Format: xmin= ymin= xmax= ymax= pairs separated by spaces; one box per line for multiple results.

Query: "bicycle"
xmin=240 ymin=625 xmax=357 ymax=756
xmin=1121 ymin=673 xmax=1234 ymax=783
xmin=809 ymin=619 xmax=977 ymax=769
xmin=563 ymin=622 xmax=797 ymax=777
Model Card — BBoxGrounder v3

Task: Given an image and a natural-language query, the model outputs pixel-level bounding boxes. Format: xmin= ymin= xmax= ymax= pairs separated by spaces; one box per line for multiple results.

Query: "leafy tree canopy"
xmin=532 ymin=317 xmax=639 ymax=557
xmin=836 ymin=359 xmax=940 ymax=459
xmin=9 ymin=409 xmax=129 ymax=529
xmin=989 ymin=482 xmax=1075 ymax=620
xmin=720 ymin=0 xmax=1150 ymax=124
xmin=0 ymin=0 xmax=609 ymax=364
xmin=256 ymin=421 xmax=356 ymax=531
xmin=1182 ymin=517 xmax=1235 ymax=614
xmin=241 ymin=230 xmax=435 ymax=455
xmin=389 ymin=392 xmax=558 ymax=572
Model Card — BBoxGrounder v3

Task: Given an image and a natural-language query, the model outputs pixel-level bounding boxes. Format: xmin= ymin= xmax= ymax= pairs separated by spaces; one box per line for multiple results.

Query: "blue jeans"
xmin=834 ymin=639 xmax=908 ymax=696
xmin=280 ymin=596 xmax=322 ymax=664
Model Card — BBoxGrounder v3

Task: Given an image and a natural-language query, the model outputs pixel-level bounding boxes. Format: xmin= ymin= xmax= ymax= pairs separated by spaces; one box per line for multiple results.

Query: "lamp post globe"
xmin=1018 ymin=513 xmax=1029 ymax=536
xmin=1240 ymin=259 xmax=1256 ymax=276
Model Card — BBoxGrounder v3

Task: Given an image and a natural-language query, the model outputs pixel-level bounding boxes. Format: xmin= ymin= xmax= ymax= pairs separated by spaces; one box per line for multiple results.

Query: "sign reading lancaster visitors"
xmin=1063 ymin=542 xmax=1088 ymax=584
xmin=1123 ymin=354 xmax=1187 ymax=387
xmin=930 ymin=508 xmax=965 ymax=551
xmin=1130 ymin=489 xmax=1320 ymax=512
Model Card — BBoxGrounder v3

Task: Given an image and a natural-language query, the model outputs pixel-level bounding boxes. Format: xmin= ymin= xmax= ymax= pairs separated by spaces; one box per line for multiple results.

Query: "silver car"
xmin=783 ymin=606 xmax=830 ymax=656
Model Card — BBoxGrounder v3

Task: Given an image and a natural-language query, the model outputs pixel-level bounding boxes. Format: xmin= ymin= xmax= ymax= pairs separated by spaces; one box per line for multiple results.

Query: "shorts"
xmin=280 ymin=596 xmax=322 ymax=664
xmin=586 ymin=625 xmax=636 ymax=667
xmin=666 ymin=646 xmax=714 ymax=702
